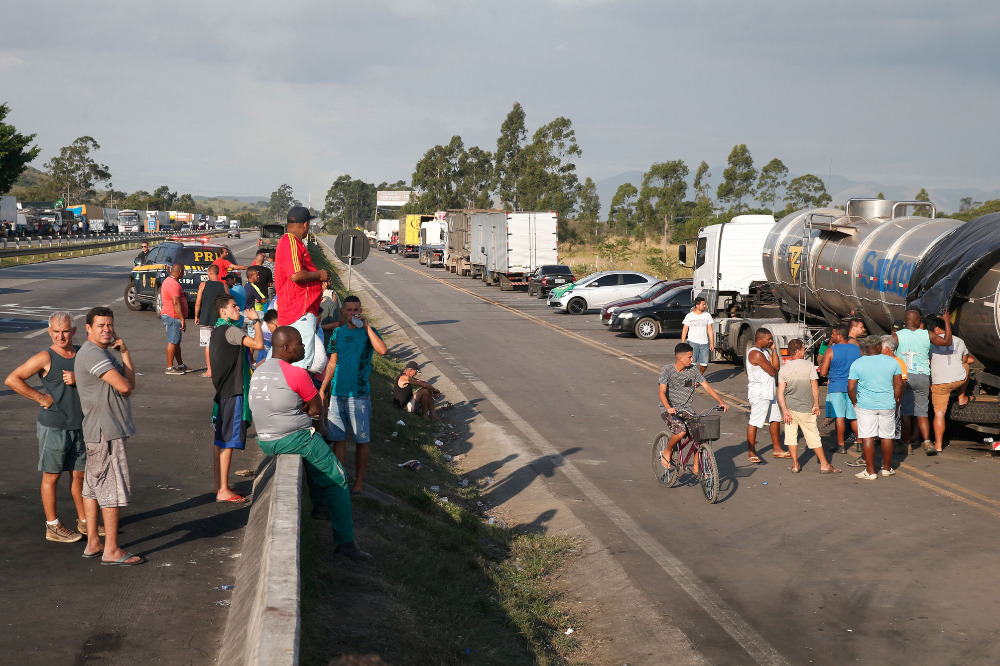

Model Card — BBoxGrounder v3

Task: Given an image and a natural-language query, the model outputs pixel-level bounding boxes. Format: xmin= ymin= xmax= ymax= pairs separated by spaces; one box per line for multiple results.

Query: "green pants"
xmin=258 ymin=428 xmax=354 ymax=545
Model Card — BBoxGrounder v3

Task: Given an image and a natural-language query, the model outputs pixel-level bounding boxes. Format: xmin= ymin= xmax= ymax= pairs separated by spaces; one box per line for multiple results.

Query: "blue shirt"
xmin=230 ymin=284 xmax=247 ymax=326
xmin=848 ymin=354 xmax=901 ymax=410
xmin=827 ymin=343 xmax=862 ymax=393
xmin=328 ymin=325 xmax=383 ymax=397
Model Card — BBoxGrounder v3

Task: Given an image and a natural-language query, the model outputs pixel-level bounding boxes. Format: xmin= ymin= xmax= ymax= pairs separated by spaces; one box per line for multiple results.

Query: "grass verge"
xmin=299 ymin=238 xmax=585 ymax=665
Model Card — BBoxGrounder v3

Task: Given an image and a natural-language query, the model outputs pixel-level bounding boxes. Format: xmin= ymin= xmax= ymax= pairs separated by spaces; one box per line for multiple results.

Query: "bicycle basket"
xmin=688 ymin=415 xmax=721 ymax=442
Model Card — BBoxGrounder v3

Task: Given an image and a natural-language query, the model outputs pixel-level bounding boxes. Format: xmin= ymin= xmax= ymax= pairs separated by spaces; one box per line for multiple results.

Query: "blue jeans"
xmin=690 ymin=342 xmax=710 ymax=366
xmin=161 ymin=314 xmax=182 ymax=344
xmin=327 ymin=396 xmax=372 ymax=444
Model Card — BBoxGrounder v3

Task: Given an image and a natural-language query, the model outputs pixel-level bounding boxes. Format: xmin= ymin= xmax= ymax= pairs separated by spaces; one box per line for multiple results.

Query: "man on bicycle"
xmin=658 ymin=342 xmax=729 ymax=471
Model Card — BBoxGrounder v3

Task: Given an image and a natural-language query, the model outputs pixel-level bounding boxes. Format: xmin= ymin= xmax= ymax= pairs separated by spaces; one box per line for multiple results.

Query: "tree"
xmin=784 ymin=174 xmax=832 ymax=212
xmin=637 ymin=160 xmax=689 ymax=251
xmin=0 ymin=103 xmax=40 ymax=196
xmin=716 ymin=144 xmax=756 ymax=213
xmin=577 ymin=177 xmax=600 ymax=240
xmin=493 ymin=102 xmax=528 ymax=210
xmin=518 ymin=116 xmax=582 ymax=217
xmin=174 ymin=193 xmax=197 ymax=212
xmin=692 ymin=161 xmax=712 ymax=203
xmin=913 ymin=187 xmax=932 ymax=217
xmin=45 ymin=136 xmax=111 ymax=203
xmin=410 ymin=135 xmax=465 ymax=211
xmin=608 ymin=182 xmax=638 ymax=236
xmin=122 ymin=190 xmax=151 ymax=209
xmin=148 ymin=185 xmax=177 ymax=211
xmin=264 ymin=184 xmax=299 ymax=223
xmin=756 ymin=158 xmax=788 ymax=213
xmin=324 ymin=175 xmax=376 ymax=231
xmin=457 ymin=145 xmax=493 ymax=209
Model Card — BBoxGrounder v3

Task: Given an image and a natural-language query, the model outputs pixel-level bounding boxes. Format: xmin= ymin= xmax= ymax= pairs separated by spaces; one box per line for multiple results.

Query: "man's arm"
xmin=680 ymin=324 xmax=689 ymax=343
xmin=810 ymin=378 xmax=821 ymax=415
xmin=240 ymin=311 xmax=265 ymax=351
xmin=893 ymin=374 xmax=904 ymax=403
xmin=818 ymin=347 xmax=834 ymax=377
xmin=929 ymin=310 xmax=953 ymax=346
xmin=172 ymin=295 xmax=185 ymax=331
xmin=194 ymin=282 xmax=205 ymax=325
xmin=777 ymin=381 xmax=792 ymax=424
xmin=290 ymin=268 xmax=328 ymax=284
xmin=4 ymin=351 xmax=54 ymax=408
xmin=748 ymin=349 xmax=779 ymax=377
xmin=319 ymin=352 xmax=338 ymax=403
xmin=707 ymin=324 xmax=715 ymax=351
xmin=101 ymin=339 xmax=136 ymax=397
xmin=658 ymin=383 xmax=674 ymax=414
xmin=847 ymin=379 xmax=858 ymax=405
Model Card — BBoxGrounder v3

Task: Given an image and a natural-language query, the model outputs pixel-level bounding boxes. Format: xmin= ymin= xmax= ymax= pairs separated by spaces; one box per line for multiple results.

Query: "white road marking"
xmin=25 ymin=327 xmax=50 ymax=338
xmin=114 ymin=297 xmax=124 ymax=302
xmin=340 ymin=248 xmax=788 ymax=665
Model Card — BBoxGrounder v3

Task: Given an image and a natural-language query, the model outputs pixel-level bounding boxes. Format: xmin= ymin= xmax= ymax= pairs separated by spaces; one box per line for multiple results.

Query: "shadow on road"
xmin=119 ymin=489 xmax=251 ymax=556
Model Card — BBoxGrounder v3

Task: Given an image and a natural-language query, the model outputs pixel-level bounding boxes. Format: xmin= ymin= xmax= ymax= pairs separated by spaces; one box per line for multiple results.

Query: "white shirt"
xmin=746 ymin=346 xmax=776 ymax=401
xmin=682 ymin=311 xmax=713 ymax=345
xmin=929 ymin=335 xmax=968 ymax=385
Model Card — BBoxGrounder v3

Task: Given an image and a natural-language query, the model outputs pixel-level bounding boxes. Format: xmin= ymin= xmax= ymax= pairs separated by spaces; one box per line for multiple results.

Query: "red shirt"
xmin=161 ymin=276 xmax=188 ymax=319
xmin=212 ymin=257 xmax=233 ymax=278
xmin=275 ymin=233 xmax=321 ymax=326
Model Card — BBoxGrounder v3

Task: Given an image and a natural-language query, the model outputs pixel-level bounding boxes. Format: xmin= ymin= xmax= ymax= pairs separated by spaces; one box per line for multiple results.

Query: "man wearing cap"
xmin=275 ymin=206 xmax=328 ymax=370
xmin=392 ymin=360 xmax=443 ymax=420
xmin=894 ymin=308 xmax=951 ymax=455
xmin=848 ymin=335 xmax=904 ymax=480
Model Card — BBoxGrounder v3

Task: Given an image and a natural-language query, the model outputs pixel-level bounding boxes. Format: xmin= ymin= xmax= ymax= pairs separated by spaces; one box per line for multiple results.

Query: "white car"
xmin=547 ymin=270 xmax=659 ymax=315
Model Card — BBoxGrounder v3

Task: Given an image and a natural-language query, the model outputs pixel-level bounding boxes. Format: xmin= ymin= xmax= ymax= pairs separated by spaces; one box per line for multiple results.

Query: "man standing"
xmin=848 ymin=335 xmax=904 ymax=480
xmin=681 ymin=296 xmax=714 ymax=375
xmin=929 ymin=317 xmax=974 ymax=454
xmin=76 ymin=307 xmax=144 ymax=565
xmin=135 ymin=242 xmax=151 ymax=265
xmin=194 ymin=264 xmax=228 ymax=378
xmin=847 ymin=318 xmax=867 ymax=350
xmin=161 ymin=263 xmax=188 ymax=374
xmin=745 ymin=328 xmax=789 ymax=463
xmin=251 ymin=251 xmax=273 ymax=297
xmin=777 ymin=339 xmax=840 ymax=474
xmin=894 ymin=308 xmax=951 ymax=455
xmin=657 ymin=343 xmax=729 ymax=471
xmin=275 ymin=206 xmax=328 ymax=369
xmin=819 ymin=325 xmax=861 ymax=455
xmin=320 ymin=295 xmax=388 ymax=495
xmin=245 ymin=266 xmax=268 ymax=315
xmin=249 ymin=326 xmax=371 ymax=561
xmin=209 ymin=295 xmax=265 ymax=503
xmin=5 ymin=312 xmax=91 ymax=543
xmin=393 ymin=361 xmax=444 ymax=420
xmin=319 ymin=279 xmax=342 ymax=349
xmin=211 ymin=247 xmax=247 ymax=280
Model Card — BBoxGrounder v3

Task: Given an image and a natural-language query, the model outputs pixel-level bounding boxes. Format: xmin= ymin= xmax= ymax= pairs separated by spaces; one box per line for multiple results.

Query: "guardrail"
xmin=0 ymin=230 xmax=229 ymax=259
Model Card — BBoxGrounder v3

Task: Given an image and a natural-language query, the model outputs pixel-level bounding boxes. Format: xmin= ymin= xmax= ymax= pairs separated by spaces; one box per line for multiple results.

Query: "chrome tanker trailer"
xmin=761 ymin=197 xmax=1000 ymax=430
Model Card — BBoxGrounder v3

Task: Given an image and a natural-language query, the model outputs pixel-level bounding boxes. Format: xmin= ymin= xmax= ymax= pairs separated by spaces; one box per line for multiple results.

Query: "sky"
xmin=2 ymin=0 xmax=998 ymax=208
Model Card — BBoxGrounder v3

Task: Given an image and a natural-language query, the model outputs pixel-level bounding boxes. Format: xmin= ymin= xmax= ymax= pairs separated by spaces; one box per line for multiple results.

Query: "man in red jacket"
xmin=274 ymin=206 xmax=328 ymax=370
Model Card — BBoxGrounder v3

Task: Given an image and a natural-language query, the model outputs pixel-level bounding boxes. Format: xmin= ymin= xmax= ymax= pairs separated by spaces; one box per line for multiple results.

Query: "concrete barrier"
xmin=219 ymin=454 xmax=304 ymax=666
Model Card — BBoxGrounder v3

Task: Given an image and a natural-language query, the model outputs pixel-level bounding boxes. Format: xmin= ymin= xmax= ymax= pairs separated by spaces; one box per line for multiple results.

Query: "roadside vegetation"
xmin=299 ymin=240 xmax=587 ymax=665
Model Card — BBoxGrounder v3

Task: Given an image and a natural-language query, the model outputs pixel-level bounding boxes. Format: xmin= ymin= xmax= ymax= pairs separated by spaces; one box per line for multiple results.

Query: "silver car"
xmin=547 ymin=270 xmax=659 ymax=315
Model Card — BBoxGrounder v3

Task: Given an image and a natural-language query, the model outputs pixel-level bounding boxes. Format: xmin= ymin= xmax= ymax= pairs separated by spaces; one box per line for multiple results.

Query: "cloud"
xmin=0 ymin=53 xmax=23 ymax=71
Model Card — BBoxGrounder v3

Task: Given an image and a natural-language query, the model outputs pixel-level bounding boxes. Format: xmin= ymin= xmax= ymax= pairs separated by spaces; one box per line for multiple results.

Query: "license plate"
xmin=554 ymin=278 xmax=565 ymax=283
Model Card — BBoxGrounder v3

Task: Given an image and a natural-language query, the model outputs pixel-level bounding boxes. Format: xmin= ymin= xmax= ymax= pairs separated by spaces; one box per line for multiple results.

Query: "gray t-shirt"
xmin=658 ymin=363 xmax=703 ymax=414
xmin=248 ymin=358 xmax=317 ymax=440
xmin=778 ymin=358 xmax=818 ymax=413
xmin=930 ymin=335 xmax=968 ymax=385
xmin=75 ymin=341 xmax=136 ymax=443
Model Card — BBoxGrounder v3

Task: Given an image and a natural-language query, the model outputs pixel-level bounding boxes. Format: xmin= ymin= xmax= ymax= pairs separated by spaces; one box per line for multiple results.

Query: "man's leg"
xmin=785 ymin=414 xmax=800 ymax=471
xmin=835 ymin=417 xmax=847 ymax=450
xmin=166 ymin=341 xmax=177 ymax=368
xmin=83 ymin=497 xmax=103 ymax=556
xmin=861 ymin=437 xmax=877 ymax=474
xmin=204 ymin=345 xmax=212 ymax=377
xmin=40 ymin=472 xmax=60 ymax=522
xmin=99 ymin=506 xmax=139 ymax=564
xmin=880 ymin=437 xmax=895 ymax=472
xmin=215 ymin=447 xmax=238 ymax=499
xmin=747 ymin=423 xmax=759 ymax=459
xmin=353 ymin=444 xmax=369 ymax=494
xmin=933 ymin=408 xmax=947 ymax=450
xmin=769 ymin=419 xmax=785 ymax=455
xmin=70 ymin=470 xmax=86 ymax=523
xmin=661 ymin=432 xmax=684 ymax=468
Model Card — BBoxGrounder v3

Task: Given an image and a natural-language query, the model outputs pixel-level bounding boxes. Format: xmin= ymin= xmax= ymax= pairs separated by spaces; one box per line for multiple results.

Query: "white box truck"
xmin=480 ymin=211 xmax=559 ymax=290
xmin=470 ymin=211 xmax=505 ymax=280
xmin=1 ymin=195 xmax=17 ymax=227
xmin=375 ymin=219 xmax=399 ymax=247
xmin=419 ymin=220 xmax=447 ymax=266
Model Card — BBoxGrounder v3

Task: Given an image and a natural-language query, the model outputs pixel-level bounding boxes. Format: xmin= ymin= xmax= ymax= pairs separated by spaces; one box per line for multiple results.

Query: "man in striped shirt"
xmin=274 ymin=206 xmax=328 ymax=370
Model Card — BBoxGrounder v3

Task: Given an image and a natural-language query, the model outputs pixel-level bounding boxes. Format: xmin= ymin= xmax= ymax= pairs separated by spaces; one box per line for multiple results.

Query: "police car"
xmin=124 ymin=237 xmax=234 ymax=313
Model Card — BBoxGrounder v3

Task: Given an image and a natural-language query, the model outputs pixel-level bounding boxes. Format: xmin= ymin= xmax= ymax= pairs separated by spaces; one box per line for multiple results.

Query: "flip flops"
xmin=216 ymin=494 xmax=248 ymax=503
xmin=748 ymin=455 xmax=762 ymax=464
xmin=101 ymin=552 xmax=146 ymax=566
xmin=772 ymin=451 xmax=792 ymax=459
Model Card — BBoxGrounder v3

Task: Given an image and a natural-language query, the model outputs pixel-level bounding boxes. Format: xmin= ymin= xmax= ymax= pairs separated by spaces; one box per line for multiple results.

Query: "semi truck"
xmin=66 ymin=204 xmax=107 ymax=232
xmin=419 ymin=219 xmax=447 ymax=266
xmin=443 ymin=209 xmax=504 ymax=275
xmin=401 ymin=214 xmax=432 ymax=258
xmin=469 ymin=211 xmax=506 ymax=279
xmin=681 ymin=198 xmax=1000 ymax=430
xmin=375 ymin=219 xmax=399 ymax=248
xmin=474 ymin=211 xmax=559 ymax=290
xmin=146 ymin=210 xmax=172 ymax=232
xmin=1 ymin=195 xmax=17 ymax=227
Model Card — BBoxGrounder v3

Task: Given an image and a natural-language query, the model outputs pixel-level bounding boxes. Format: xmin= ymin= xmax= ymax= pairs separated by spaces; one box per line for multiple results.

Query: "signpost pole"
xmin=347 ymin=235 xmax=355 ymax=295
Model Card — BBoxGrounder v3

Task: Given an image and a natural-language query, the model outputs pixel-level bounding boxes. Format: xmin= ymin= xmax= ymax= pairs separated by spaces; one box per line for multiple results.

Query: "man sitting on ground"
xmin=392 ymin=361 xmax=443 ymax=420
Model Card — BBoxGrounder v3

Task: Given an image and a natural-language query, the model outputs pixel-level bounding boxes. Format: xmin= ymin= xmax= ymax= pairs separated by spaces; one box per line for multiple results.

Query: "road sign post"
xmin=334 ymin=229 xmax=371 ymax=294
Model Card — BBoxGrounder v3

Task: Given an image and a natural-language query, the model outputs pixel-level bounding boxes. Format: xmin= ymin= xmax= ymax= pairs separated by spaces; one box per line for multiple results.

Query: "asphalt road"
xmin=0 ymin=236 xmax=264 ymax=664
xmin=336 ymin=240 xmax=1000 ymax=665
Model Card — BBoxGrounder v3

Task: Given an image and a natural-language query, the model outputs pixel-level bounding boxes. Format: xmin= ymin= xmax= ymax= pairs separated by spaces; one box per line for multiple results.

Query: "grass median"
xmin=299 ymin=238 xmax=585 ymax=665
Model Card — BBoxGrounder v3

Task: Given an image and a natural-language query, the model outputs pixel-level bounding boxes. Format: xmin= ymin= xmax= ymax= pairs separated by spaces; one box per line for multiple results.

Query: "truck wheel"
xmin=739 ymin=329 xmax=754 ymax=362
xmin=567 ymin=297 xmax=587 ymax=315
xmin=124 ymin=282 xmax=147 ymax=311
xmin=537 ymin=288 xmax=547 ymax=300
xmin=634 ymin=317 xmax=660 ymax=340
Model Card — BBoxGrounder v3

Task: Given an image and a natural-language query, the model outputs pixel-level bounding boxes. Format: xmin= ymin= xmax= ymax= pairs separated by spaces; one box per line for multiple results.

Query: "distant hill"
xmin=193 ymin=195 xmax=269 ymax=206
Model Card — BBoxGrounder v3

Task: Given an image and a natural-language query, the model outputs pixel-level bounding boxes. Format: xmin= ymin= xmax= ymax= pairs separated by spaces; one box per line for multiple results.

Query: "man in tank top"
xmin=4 ymin=312 xmax=95 ymax=543
xmin=392 ymin=360 xmax=443 ymax=420
xmin=745 ymin=327 xmax=790 ymax=464
xmin=194 ymin=263 xmax=229 ymax=378
xmin=819 ymin=325 xmax=861 ymax=455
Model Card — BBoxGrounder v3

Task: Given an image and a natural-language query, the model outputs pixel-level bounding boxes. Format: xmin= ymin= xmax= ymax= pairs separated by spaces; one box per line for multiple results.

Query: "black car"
xmin=125 ymin=238 xmax=233 ymax=313
xmin=527 ymin=264 xmax=575 ymax=298
xmin=384 ymin=243 xmax=399 ymax=254
xmin=608 ymin=285 xmax=694 ymax=340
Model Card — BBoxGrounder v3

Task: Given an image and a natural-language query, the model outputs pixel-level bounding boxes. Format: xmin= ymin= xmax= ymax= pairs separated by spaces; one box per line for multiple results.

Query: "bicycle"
xmin=651 ymin=406 xmax=723 ymax=503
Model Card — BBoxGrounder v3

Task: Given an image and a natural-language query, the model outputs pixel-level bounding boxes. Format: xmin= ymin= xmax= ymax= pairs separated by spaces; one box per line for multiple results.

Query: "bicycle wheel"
xmin=652 ymin=432 xmax=680 ymax=487
xmin=697 ymin=442 xmax=720 ymax=503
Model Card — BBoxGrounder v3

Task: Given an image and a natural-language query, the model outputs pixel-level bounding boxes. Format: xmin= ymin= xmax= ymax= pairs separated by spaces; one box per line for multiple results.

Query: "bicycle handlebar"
xmin=677 ymin=405 xmax=723 ymax=420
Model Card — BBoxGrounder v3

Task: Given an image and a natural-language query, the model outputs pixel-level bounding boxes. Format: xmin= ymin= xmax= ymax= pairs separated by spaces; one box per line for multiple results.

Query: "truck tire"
xmin=739 ymin=328 xmax=754 ymax=362
xmin=948 ymin=398 xmax=1000 ymax=425
xmin=567 ymin=297 xmax=587 ymax=315
xmin=124 ymin=282 xmax=147 ymax=311
xmin=634 ymin=317 xmax=660 ymax=340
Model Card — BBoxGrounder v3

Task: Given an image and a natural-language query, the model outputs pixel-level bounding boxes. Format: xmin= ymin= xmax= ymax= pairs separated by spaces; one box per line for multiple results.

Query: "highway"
xmin=336 ymin=240 xmax=1000 ymax=665
xmin=0 ymin=237 xmax=264 ymax=664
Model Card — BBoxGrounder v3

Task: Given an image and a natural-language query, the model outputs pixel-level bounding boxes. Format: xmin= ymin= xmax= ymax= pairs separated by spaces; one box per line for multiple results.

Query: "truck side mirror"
xmin=678 ymin=244 xmax=687 ymax=266
xmin=480 ymin=247 xmax=486 ymax=253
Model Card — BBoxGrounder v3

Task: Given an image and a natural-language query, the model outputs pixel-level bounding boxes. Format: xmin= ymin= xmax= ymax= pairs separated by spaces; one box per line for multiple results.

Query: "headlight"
xmin=619 ymin=312 xmax=634 ymax=319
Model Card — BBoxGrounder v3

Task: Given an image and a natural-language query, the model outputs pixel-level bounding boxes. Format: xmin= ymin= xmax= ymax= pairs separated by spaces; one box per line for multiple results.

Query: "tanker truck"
xmin=681 ymin=198 xmax=1000 ymax=430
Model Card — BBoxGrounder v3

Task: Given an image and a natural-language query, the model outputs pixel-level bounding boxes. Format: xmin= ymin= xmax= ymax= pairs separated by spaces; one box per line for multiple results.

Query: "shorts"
xmin=214 ymin=395 xmax=248 ymax=450
xmin=931 ymin=379 xmax=965 ymax=412
xmin=783 ymin=410 xmax=822 ymax=449
xmin=826 ymin=391 xmax=856 ymax=420
xmin=37 ymin=423 xmax=86 ymax=473
xmin=289 ymin=313 xmax=318 ymax=370
xmin=327 ymin=395 xmax=372 ymax=444
xmin=660 ymin=410 xmax=687 ymax=436
xmin=855 ymin=406 xmax=896 ymax=439
xmin=199 ymin=325 xmax=213 ymax=347
xmin=394 ymin=396 xmax=418 ymax=413
xmin=82 ymin=438 xmax=131 ymax=508
xmin=900 ymin=373 xmax=930 ymax=417
xmin=748 ymin=396 xmax=781 ymax=428
xmin=690 ymin=342 xmax=710 ymax=367
xmin=161 ymin=314 xmax=182 ymax=344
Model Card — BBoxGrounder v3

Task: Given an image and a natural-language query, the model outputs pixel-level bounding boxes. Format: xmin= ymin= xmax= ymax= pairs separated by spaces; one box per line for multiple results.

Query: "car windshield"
xmin=636 ymin=281 xmax=668 ymax=299
xmin=576 ymin=273 xmax=602 ymax=287
xmin=260 ymin=224 xmax=285 ymax=239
